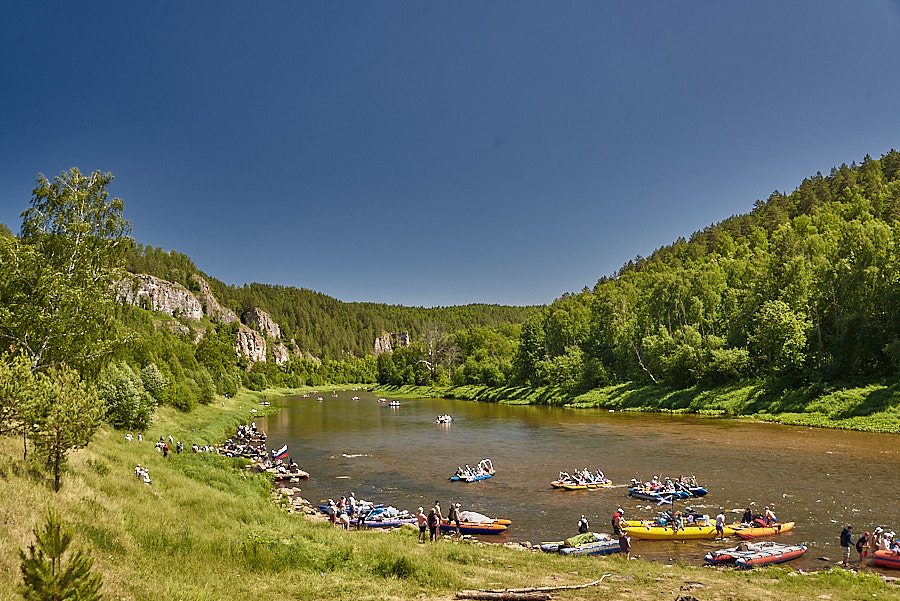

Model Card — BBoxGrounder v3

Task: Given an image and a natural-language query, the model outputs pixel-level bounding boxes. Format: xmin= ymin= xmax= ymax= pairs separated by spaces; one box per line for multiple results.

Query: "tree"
xmin=30 ymin=365 xmax=103 ymax=491
xmin=97 ymin=362 xmax=155 ymax=431
xmin=0 ymin=352 xmax=44 ymax=457
xmin=0 ymin=168 xmax=132 ymax=373
xmin=18 ymin=508 xmax=103 ymax=601
xmin=749 ymin=300 xmax=808 ymax=380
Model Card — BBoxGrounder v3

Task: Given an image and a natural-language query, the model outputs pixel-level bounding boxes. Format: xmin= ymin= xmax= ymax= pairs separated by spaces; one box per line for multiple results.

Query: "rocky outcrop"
xmin=118 ymin=274 xmax=203 ymax=321
xmin=235 ymin=324 xmax=267 ymax=363
xmin=271 ymin=342 xmax=290 ymax=365
xmin=119 ymin=272 xmax=293 ymax=367
xmin=242 ymin=307 xmax=281 ymax=339
xmin=191 ymin=274 xmax=238 ymax=324
xmin=374 ymin=331 xmax=411 ymax=355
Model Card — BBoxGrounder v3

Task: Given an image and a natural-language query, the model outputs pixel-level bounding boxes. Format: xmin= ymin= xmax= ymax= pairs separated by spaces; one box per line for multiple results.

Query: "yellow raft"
xmin=623 ymin=520 xmax=736 ymax=540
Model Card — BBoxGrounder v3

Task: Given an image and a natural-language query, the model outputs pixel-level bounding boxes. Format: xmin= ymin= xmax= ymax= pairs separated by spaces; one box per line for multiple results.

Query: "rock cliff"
xmin=235 ymin=324 xmax=267 ymax=363
xmin=271 ymin=342 xmax=290 ymax=365
xmin=117 ymin=274 xmax=204 ymax=321
xmin=243 ymin=307 xmax=281 ymax=339
xmin=374 ymin=331 xmax=411 ymax=355
xmin=190 ymin=274 xmax=238 ymax=324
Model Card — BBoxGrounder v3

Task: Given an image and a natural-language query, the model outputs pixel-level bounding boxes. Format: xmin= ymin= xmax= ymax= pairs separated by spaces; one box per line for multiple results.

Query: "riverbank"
xmin=1 ymin=388 xmax=897 ymax=601
xmin=373 ymin=379 xmax=900 ymax=433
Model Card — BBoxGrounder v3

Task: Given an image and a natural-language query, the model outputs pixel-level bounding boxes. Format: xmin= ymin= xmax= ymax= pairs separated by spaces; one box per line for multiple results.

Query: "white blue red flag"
xmin=273 ymin=444 xmax=288 ymax=461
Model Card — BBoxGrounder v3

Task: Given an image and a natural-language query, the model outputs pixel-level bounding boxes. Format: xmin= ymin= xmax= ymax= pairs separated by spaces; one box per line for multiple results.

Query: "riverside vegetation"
xmin=3 ymin=156 xmax=900 ymax=597
xmin=0 ymin=389 xmax=896 ymax=601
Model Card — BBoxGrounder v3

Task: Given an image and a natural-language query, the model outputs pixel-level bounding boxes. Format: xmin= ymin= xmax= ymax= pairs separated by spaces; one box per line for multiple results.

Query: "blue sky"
xmin=2 ymin=2 xmax=899 ymax=307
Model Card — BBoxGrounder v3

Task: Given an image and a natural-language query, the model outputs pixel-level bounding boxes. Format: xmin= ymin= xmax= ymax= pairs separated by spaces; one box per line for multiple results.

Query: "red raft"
xmin=873 ymin=550 xmax=900 ymax=569
xmin=705 ymin=541 xmax=807 ymax=568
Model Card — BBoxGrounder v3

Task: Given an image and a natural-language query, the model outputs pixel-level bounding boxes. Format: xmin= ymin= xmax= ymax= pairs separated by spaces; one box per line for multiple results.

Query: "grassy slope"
xmin=376 ymin=379 xmax=900 ymax=433
xmin=1 ymin=388 xmax=896 ymax=601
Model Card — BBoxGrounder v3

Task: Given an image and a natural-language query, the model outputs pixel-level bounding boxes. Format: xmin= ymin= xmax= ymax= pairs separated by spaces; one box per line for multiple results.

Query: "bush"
xmin=97 ymin=362 xmax=156 ymax=430
xmin=170 ymin=383 xmax=197 ymax=412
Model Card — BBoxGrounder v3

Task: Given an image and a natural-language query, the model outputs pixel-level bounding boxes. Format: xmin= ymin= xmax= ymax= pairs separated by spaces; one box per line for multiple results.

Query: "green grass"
xmin=375 ymin=379 xmax=900 ymax=433
xmin=2 ymin=387 xmax=898 ymax=600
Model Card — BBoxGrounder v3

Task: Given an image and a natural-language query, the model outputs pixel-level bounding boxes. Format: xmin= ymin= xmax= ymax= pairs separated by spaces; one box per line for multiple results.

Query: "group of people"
xmin=324 ymin=493 xmax=360 ymax=529
xmin=133 ymin=464 xmax=151 ymax=485
xmin=558 ymin=468 xmax=609 ymax=485
xmin=220 ymin=423 xmax=268 ymax=459
xmin=453 ymin=464 xmax=490 ymax=479
xmin=740 ymin=506 xmax=778 ymax=526
xmin=416 ymin=500 xmax=463 ymax=542
xmin=842 ymin=525 xmax=899 ymax=566
xmin=631 ymin=474 xmax=699 ymax=494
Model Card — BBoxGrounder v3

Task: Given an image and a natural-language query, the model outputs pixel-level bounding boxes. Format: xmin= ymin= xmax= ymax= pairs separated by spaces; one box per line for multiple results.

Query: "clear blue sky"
xmin=2 ymin=2 xmax=899 ymax=307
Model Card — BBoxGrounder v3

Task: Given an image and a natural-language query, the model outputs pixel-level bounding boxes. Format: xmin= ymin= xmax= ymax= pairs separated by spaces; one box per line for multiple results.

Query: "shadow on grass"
xmin=836 ymin=384 xmax=900 ymax=418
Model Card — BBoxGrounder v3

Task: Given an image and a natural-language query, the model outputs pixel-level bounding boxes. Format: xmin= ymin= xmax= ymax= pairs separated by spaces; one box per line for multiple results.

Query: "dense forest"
xmin=125 ymin=245 xmax=540 ymax=360
xmin=512 ymin=150 xmax=900 ymax=391
xmin=3 ymin=151 xmax=900 ymax=452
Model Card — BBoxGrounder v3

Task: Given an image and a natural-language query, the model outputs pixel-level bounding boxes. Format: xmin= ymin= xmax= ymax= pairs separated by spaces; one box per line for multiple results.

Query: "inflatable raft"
xmin=733 ymin=521 xmax=795 ymax=539
xmin=439 ymin=510 xmax=510 ymax=535
xmin=705 ymin=541 xmax=807 ymax=567
xmin=873 ymin=550 xmax=900 ymax=569
xmin=540 ymin=532 xmax=620 ymax=556
xmin=624 ymin=516 xmax=735 ymax=540
xmin=550 ymin=480 xmax=614 ymax=490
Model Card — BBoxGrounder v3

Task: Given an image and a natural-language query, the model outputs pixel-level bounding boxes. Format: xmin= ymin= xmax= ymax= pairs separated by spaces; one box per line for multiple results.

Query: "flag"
xmin=656 ymin=495 xmax=673 ymax=506
xmin=273 ymin=444 xmax=288 ymax=461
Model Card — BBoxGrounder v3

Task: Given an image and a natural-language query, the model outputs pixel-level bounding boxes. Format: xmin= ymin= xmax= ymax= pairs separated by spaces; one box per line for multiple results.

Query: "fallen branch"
xmin=455 ymin=593 xmax=550 ymax=601
xmin=456 ymin=576 xmax=608 ymax=599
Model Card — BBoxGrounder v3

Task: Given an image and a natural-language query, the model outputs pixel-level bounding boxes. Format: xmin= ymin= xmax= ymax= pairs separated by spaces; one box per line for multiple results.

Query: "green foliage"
xmin=0 ymin=168 xmax=132 ymax=374
xmin=509 ymin=150 xmax=900 ymax=392
xmin=18 ymin=508 xmax=102 ymax=601
xmin=97 ymin=361 xmax=156 ymax=430
xmin=32 ymin=365 xmax=104 ymax=491
xmin=140 ymin=362 xmax=171 ymax=404
xmin=169 ymin=383 xmax=197 ymax=412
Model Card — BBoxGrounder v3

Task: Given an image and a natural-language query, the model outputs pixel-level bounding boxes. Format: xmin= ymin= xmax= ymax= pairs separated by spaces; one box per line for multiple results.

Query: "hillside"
xmin=124 ymin=244 xmax=541 ymax=359
xmin=511 ymin=150 xmax=900 ymax=392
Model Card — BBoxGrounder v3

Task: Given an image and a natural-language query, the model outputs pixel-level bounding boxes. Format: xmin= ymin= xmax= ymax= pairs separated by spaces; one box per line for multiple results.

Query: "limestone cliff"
xmin=271 ymin=342 xmax=290 ymax=365
xmin=190 ymin=274 xmax=238 ymax=324
xmin=242 ymin=307 xmax=281 ymax=339
xmin=118 ymin=274 xmax=204 ymax=321
xmin=235 ymin=324 xmax=267 ymax=363
xmin=374 ymin=331 xmax=411 ymax=355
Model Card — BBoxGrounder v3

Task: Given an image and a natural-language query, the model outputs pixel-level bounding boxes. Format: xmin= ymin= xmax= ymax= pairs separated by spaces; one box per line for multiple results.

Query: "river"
xmin=257 ymin=390 xmax=900 ymax=571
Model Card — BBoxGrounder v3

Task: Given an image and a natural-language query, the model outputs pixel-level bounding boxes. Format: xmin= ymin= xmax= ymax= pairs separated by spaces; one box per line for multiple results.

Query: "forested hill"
xmin=124 ymin=246 xmax=541 ymax=359
xmin=514 ymin=150 xmax=900 ymax=391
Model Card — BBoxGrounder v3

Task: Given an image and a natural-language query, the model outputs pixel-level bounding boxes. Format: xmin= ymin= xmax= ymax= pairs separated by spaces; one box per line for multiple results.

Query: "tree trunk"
xmin=54 ymin=426 xmax=62 ymax=492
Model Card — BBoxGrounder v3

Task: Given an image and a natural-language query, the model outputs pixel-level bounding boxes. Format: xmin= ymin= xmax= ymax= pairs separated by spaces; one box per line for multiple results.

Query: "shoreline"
xmin=3 ymin=385 xmax=897 ymax=600
xmin=370 ymin=382 xmax=900 ymax=434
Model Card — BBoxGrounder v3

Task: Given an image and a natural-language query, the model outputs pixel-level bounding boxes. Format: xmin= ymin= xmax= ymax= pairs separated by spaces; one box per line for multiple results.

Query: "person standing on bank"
xmin=577 ymin=514 xmax=589 ymax=534
xmin=448 ymin=502 xmax=462 ymax=536
xmin=416 ymin=507 xmax=427 ymax=543
xmin=840 ymin=525 xmax=854 ymax=567
xmin=856 ymin=530 xmax=870 ymax=563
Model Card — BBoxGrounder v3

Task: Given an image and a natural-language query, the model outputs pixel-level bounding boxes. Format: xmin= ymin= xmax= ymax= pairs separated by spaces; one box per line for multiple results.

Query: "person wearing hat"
xmin=856 ymin=530 xmax=870 ymax=561
xmin=840 ymin=525 xmax=853 ymax=566
xmin=869 ymin=528 xmax=881 ymax=558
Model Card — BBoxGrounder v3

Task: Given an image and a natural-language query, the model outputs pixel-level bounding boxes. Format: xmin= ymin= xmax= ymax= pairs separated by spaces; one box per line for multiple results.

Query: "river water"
xmin=257 ymin=390 xmax=900 ymax=571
